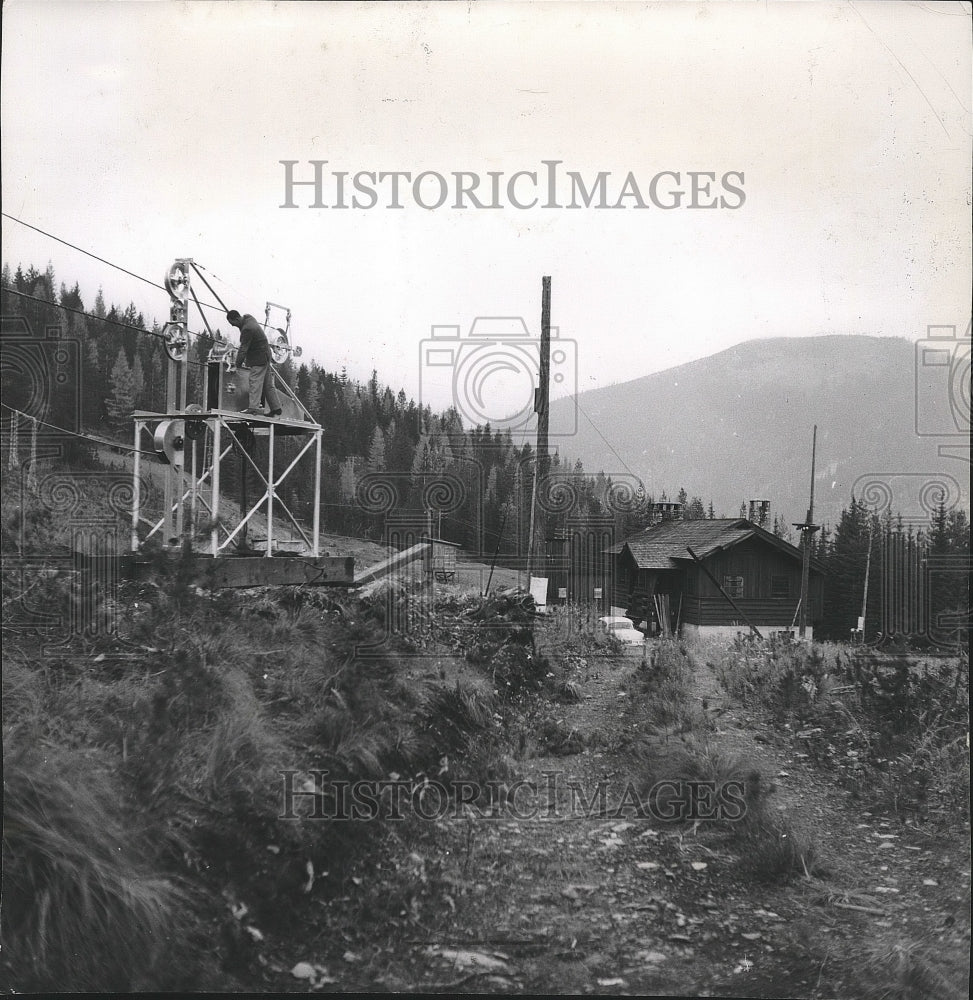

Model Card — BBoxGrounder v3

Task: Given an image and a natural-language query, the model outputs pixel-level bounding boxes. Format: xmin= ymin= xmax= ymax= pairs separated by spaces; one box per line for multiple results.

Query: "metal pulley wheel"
xmin=184 ymin=403 xmax=206 ymax=440
xmin=269 ymin=328 xmax=302 ymax=365
xmin=165 ymin=261 xmax=190 ymax=301
xmin=153 ymin=419 xmax=186 ymax=467
xmin=162 ymin=322 xmax=189 ymax=363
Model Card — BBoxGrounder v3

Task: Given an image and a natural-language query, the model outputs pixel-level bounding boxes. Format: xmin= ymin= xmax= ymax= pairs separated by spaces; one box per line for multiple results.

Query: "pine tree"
xmin=821 ymin=497 xmax=876 ymax=639
xmin=387 ymin=418 xmax=414 ymax=472
xmin=82 ymin=340 xmax=99 ymax=426
xmin=366 ymin=425 xmax=387 ymax=472
xmin=772 ymin=514 xmax=793 ymax=543
xmin=105 ymin=348 xmax=136 ymax=426
xmin=131 ymin=355 xmax=145 ymax=409
xmin=687 ymin=496 xmax=706 ymax=520
xmin=304 ymin=374 xmax=321 ymax=421
xmin=148 ymin=351 xmax=165 ymax=412
xmin=928 ymin=498 xmax=970 ymax=647
xmin=411 ymin=434 xmax=432 ymax=480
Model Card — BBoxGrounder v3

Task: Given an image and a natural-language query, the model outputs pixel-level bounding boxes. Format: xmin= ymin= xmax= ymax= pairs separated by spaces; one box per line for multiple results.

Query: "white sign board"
xmin=529 ymin=576 xmax=549 ymax=611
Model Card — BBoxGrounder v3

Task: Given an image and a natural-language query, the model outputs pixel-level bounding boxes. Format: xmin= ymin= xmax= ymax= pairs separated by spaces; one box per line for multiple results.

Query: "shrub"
xmin=628 ymin=640 xmax=709 ymax=734
xmin=625 ymin=738 xmax=818 ymax=883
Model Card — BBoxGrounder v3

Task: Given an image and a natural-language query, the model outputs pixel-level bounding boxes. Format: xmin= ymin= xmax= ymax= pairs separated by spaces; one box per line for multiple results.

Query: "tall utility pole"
xmin=526 ymin=277 xmax=552 ymax=582
xmin=793 ymin=425 xmax=821 ymax=639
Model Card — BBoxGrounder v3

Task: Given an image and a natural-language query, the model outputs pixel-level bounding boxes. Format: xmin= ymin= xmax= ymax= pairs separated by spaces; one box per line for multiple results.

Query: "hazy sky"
xmin=2 ymin=0 xmax=970 ymax=422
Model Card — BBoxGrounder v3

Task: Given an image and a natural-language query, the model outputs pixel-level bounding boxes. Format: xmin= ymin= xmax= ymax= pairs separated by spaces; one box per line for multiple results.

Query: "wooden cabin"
xmin=606 ymin=518 xmax=825 ymax=640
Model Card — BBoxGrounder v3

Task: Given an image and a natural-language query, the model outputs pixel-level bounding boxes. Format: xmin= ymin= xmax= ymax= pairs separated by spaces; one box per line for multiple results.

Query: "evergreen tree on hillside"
xmin=304 ymin=370 xmax=321 ymax=421
xmin=772 ymin=514 xmax=793 ymax=543
xmin=387 ymin=418 xmax=415 ymax=472
xmin=928 ymin=497 xmax=971 ymax=647
xmin=687 ymin=496 xmax=706 ymax=520
xmin=105 ymin=348 xmax=136 ymax=426
xmin=821 ymin=498 xmax=880 ymax=639
xmin=131 ymin=355 xmax=145 ymax=409
xmin=366 ymin=425 xmax=387 ymax=472
xmin=60 ymin=281 xmax=84 ymax=311
xmin=82 ymin=341 xmax=106 ymax=426
xmin=413 ymin=433 xmax=433 ymax=472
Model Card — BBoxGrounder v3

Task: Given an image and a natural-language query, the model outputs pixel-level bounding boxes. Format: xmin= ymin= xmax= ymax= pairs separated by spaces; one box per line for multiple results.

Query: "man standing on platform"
xmin=226 ymin=309 xmax=283 ymax=417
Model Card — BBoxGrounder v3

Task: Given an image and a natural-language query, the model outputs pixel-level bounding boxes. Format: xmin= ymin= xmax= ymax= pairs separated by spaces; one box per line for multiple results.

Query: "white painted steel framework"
xmin=132 ymin=257 xmax=321 ymax=559
xmin=132 ymin=410 xmax=322 ymax=558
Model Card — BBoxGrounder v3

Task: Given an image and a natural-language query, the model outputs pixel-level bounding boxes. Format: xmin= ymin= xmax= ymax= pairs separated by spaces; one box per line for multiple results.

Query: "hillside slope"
xmin=549 ymin=335 xmax=967 ymax=529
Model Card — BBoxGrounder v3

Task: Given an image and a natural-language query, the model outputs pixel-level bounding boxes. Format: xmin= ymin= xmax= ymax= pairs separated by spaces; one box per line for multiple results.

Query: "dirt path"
xmin=254 ymin=640 xmax=968 ymax=997
xmin=364 ymin=648 xmax=970 ymax=997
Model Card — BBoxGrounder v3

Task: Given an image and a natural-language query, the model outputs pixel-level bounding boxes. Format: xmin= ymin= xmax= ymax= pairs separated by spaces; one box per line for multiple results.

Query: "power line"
xmin=4 ymin=286 xmax=164 ymax=340
xmin=5 ymin=214 xmax=645 ymax=508
xmin=2 ymin=213 xmax=228 ymax=314
xmin=0 ymin=403 xmax=157 ymax=457
xmin=572 ymin=394 xmax=641 ymax=482
xmin=7 ymin=280 xmax=642 ymax=494
xmin=1 ymin=286 xmax=209 ymax=368
xmin=4 ymin=213 xmax=292 ymax=332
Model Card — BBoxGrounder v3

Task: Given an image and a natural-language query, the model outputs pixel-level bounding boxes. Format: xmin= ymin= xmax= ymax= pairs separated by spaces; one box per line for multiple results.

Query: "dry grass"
xmin=622 ymin=640 xmax=711 ymax=737
xmin=858 ymin=938 xmax=970 ymax=1000
xmin=735 ymin=803 xmax=819 ymax=883
xmin=2 ymin=741 xmax=186 ymax=992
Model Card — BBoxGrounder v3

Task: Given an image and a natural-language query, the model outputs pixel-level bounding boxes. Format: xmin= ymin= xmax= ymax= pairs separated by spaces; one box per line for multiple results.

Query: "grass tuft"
xmin=2 ymin=741 xmax=186 ymax=992
xmin=859 ymin=939 xmax=969 ymax=1000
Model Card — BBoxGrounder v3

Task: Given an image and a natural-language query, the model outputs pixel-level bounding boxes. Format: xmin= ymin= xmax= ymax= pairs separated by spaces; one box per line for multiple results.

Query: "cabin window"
xmin=723 ymin=575 xmax=744 ymax=598
xmin=771 ymin=575 xmax=790 ymax=598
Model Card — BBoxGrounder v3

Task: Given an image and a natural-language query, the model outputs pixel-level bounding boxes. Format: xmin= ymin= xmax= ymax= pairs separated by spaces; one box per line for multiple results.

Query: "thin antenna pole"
xmin=796 ymin=425 xmax=819 ymax=638
xmin=486 ymin=509 xmax=508 ymax=596
xmin=807 ymin=425 xmax=817 ymax=523
xmin=859 ymin=519 xmax=872 ymax=642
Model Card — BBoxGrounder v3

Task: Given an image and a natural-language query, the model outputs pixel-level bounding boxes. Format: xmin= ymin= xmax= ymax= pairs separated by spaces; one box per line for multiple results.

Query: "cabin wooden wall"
xmin=681 ymin=538 xmax=823 ymax=625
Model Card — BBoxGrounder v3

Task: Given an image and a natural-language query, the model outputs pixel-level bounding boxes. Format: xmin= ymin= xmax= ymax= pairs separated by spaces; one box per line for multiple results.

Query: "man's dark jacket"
xmin=236 ymin=315 xmax=271 ymax=367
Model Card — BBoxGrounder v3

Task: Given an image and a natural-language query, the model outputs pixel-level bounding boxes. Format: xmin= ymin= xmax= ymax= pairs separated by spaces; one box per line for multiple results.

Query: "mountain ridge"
xmin=548 ymin=334 xmax=968 ymax=531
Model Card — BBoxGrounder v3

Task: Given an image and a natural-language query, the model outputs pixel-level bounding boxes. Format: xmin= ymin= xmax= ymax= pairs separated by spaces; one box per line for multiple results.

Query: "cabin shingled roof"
xmin=606 ymin=517 xmax=822 ymax=572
